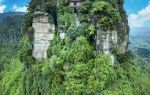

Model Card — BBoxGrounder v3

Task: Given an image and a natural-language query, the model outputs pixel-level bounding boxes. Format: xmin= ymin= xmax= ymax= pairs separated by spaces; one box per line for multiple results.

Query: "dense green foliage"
xmin=0 ymin=0 xmax=150 ymax=95
xmin=1 ymin=38 xmax=150 ymax=95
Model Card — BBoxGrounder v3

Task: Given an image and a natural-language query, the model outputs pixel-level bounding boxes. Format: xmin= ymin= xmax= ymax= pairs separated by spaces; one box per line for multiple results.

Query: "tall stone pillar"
xmin=32 ymin=11 xmax=55 ymax=60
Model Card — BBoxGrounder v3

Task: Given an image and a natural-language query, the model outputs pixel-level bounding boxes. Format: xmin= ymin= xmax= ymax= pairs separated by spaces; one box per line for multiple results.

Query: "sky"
xmin=0 ymin=0 xmax=150 ymax=33
xmin=0 ymin=0 xmax=30 ymax=13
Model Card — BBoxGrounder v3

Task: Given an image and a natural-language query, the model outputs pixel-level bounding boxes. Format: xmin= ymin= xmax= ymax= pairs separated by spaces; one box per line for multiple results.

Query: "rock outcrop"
xmin=96 ymin=26 xmax=118 ymax=53
xmin=32 ymin=11 xmax=55 ymax=60
xmin=96 ymin=25 xmax=129 ymax=54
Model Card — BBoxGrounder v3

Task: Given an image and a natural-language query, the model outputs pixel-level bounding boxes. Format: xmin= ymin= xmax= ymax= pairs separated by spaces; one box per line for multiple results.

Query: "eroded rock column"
xmin=32 ymin=11 xmax=55 ymax=60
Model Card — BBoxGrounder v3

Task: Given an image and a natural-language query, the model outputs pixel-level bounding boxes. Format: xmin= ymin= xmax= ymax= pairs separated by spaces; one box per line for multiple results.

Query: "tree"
xmin=90 ymin=1 xmax=121 ymax=26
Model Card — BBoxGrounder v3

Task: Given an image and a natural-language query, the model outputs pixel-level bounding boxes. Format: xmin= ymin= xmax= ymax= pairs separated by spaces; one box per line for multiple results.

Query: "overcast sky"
xmin=0 ymin=0 xmax=150 ymax=33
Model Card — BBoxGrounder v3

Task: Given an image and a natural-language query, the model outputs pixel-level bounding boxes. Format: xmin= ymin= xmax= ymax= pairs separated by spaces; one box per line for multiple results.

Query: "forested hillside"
xmin=130 ymin=35 xmax=150 ymax=75
xmin=0 ymin=0 xmax=150 ymax=95
xmin=0 ymin=12 xmax=24 ymax=76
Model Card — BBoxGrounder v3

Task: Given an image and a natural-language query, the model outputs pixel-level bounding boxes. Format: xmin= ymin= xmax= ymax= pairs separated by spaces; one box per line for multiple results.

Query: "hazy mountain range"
xmin=130 ymin=27 xmax=150 ymax=36
xmin=0 ymin=12 xmax=25 ymax=22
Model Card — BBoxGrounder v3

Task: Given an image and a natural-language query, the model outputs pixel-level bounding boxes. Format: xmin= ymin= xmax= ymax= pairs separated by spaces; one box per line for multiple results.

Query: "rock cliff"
xmin=32 ymin=11 xmax=55 ymax=60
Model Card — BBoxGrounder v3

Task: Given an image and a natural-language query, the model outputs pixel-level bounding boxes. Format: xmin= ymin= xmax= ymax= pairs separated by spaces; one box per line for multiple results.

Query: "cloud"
xmin=0 ymin=5 xmax=6 ymax=13
xmin=12 ymin=4 xmax=27 ymax=12
xmin=16 ymin=6 xmax=27 ymax=12
xmin=0 ymin=0 xmax=6 ymax=13
xmin=12 ymin=4 xmax=17 ymax=9
xmin=128 ymin=3 xmax=150 ymax=27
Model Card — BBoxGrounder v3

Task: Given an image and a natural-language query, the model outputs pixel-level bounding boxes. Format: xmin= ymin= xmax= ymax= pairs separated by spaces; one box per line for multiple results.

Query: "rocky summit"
xmin=31 ymin=0 xmax=129 ymax=62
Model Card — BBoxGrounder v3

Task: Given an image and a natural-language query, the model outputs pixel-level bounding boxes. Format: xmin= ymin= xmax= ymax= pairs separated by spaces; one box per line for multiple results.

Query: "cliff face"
xmin=96 ymin=27 xmax=118 ymax=53
xmin=96 ymin=23 xmax=129 ymax=55
xmin=32 ymin=12 xmax=55 ymax=59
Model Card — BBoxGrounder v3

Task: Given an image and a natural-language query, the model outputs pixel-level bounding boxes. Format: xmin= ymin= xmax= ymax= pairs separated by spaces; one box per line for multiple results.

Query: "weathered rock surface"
xmin=96 ymin=25 xmax=129 ymax=55
xmin=32 ymin=11 xmax=55 ymax=60
xmin=96 ymin=26 xmax=118 ymax=53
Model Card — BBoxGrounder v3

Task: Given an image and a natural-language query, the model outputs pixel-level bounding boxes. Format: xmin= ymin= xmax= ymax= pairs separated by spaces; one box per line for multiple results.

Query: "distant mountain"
xmin=130 ymin=27 xmax=150 ymax=36
xmin=0 ymin=12 xmax=25 ymax=42
xmin=0 ymin=12 xmax=25 ymax=66
xmin=129 ymin=27 xmax=150 ymax=58
xmin=0 ymin=12 xmax=25 ymax=22
xmin=130 ymin=35 xmax=150 ymax=58
xmin=130 ymin=31 xmax=150 ymax=36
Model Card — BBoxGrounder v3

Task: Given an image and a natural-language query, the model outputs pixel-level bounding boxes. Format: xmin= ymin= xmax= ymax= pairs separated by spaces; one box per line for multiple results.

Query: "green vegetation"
xmin=90 ymin=1 xmax=120 ymax=26
xmin=0 ymin=0 xmax=150 ymax=95
xmin=1 ymin=37 xmax=150 ymax=94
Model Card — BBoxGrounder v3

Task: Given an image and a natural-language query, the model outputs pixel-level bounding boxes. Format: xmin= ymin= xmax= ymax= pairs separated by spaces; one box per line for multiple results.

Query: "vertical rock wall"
xmin=117 ymin=24 xmax=129 ymax=53
xmin=96 ymin=26 xmax=118 ymax=53
xmin=96 ymin=26 xmax=118 ymax=63
xmin=32 ymin=12 xmax=55 ymax=60
xmin=96 ymin=25 xmax=129 ymax=55
xmin=96 ymin=25 xmax=129 ymax=63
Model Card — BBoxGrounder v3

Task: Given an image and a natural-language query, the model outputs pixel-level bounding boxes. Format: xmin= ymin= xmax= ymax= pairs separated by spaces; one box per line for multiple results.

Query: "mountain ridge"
xmin=0 ymin=12 xmax=25 ymax=22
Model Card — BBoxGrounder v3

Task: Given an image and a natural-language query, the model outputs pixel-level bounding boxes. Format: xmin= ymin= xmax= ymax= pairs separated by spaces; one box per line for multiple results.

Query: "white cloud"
xmin=12 ymin=4 xmax=27 ymax=12
xmin=12 ymin=4 xmax=17 ymax=9
xmin=16 ymin=6 xmax=27 ymax=12
xmin=128 ymin=3 xmax=150 ymax=27
xmin=0 ymin=5 xmax=6 ymax=13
